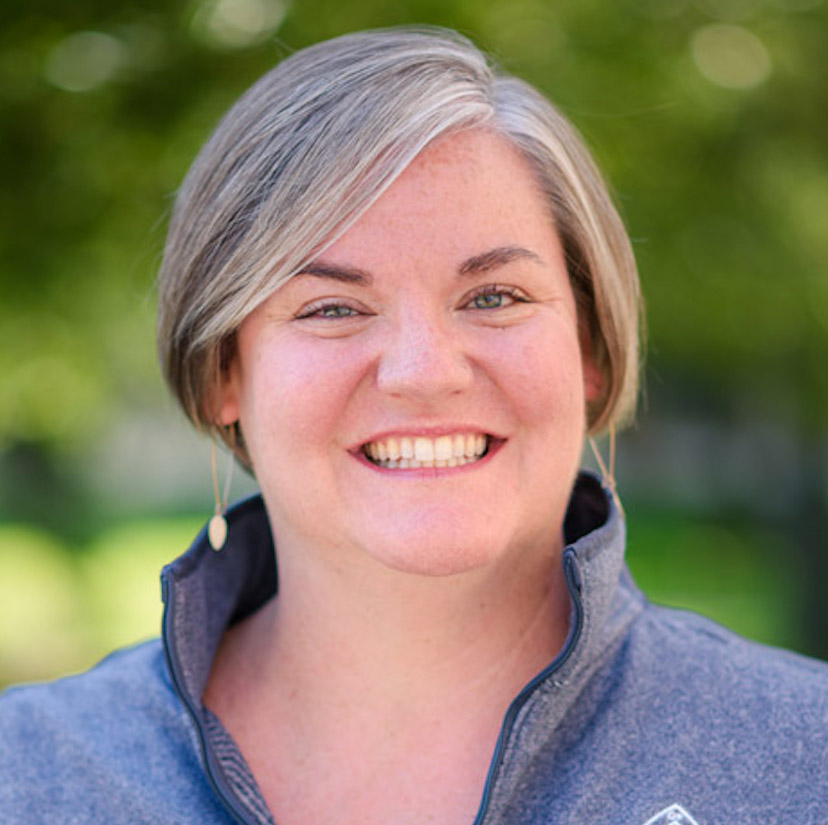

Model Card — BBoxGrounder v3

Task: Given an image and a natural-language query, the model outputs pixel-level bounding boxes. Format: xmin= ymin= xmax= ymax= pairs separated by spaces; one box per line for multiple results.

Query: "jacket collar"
xmin=159 ymin=471 xmax=641 ymax=824
xmin=160 ymin=471 xmax=633 ymax=715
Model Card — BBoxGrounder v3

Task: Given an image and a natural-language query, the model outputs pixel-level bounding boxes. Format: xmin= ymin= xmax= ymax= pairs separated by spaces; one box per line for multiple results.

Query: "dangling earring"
xmin=589 ymin=421 xmax=624 ymax=517
xmin=208 ymin=428 xmax=235 ymax=551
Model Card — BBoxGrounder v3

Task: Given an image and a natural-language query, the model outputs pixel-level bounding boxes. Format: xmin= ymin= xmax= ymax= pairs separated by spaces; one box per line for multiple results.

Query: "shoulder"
xmin=522 ymin=603 xmax=828 ymax=823
xmin=629 ymin=602 xmax=828 ymax=710
xmin=0 ymin=639 xmax=175 ymax=742
xmin=562 ymin=598 xmax=828 ymax=756
xmin=0 ymin=640 xmax=226 ymax=824
xmin=601 ymin=602 xmax=828 ymax=784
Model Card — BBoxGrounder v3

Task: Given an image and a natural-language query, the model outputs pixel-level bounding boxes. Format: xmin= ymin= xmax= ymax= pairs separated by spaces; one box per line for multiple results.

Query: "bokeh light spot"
xmin=44 ymin=31 xmax=127 ymax=93
xmin=191 ymin=0 xmax=289 ymax=49
xmin=691 ymin=23 xmax=772 ymax=89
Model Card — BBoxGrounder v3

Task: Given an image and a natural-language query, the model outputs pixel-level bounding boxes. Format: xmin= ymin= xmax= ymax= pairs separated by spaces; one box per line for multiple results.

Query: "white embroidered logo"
xmin=641 ymin=803 xmax=700 ymax=825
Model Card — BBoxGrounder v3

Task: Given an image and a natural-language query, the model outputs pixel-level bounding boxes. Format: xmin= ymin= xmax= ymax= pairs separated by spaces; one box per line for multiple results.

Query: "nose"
xmin=376 ymin=307 xmax=473 ymax=401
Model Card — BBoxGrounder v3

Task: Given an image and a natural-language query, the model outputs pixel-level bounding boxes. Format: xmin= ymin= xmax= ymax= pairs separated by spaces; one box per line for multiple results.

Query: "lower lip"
xmin=354 ymin=439 xmax=505 ymax=476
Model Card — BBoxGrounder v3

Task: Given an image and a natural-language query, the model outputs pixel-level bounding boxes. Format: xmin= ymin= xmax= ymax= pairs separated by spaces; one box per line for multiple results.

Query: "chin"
xmin=357 ymin=523 xmax=520 ymax=578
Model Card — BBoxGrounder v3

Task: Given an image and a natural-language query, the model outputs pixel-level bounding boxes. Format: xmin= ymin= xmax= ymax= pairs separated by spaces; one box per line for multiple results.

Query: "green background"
xmin=1 ymin=0 xmax=827 ymax=687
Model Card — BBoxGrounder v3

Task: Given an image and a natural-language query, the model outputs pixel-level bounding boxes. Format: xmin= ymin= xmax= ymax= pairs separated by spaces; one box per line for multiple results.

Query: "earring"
xmin=208 ymin=429 xmax=235 ymax=551
xmin=588 ymin=422 xmax=624 ymax=517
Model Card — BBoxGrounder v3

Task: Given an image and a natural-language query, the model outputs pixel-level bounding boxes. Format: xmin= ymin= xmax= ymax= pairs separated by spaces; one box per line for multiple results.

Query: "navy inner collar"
xmin=161 ymin=471 xmax=618 ymax=711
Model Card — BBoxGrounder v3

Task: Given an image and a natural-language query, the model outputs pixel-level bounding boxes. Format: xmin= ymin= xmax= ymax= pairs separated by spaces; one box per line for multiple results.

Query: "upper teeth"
xmin=364 ymin=434 xmax=488 ymax=468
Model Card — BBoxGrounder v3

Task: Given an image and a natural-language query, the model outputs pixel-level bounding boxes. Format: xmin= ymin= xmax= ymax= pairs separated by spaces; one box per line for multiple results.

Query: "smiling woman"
xmin=213 ymin=129 xmax=597 ymax=582
xmin=2 ymin=25 xmax=827 ymax=825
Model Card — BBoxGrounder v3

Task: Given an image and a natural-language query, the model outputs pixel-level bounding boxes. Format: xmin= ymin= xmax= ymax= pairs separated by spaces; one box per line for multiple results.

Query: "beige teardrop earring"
xmin=588 ymin=422 xmax=624 ymax=518
xmin=208 ymin=429 xmax=235 ymax=551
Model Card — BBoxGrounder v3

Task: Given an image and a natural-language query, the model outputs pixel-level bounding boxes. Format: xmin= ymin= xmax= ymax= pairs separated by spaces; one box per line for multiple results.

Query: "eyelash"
xmin=295 ymin=284 xmax=529 ymax=321
xmin=295 ymin=300 xmax=364 ymax=320
xmin=464 ymin=285 xmax=528 ymax=310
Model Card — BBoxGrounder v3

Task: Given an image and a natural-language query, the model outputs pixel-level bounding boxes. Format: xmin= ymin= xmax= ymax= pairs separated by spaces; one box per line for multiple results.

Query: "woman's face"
xmin=218 ymin=129 xmax=602 ymax=577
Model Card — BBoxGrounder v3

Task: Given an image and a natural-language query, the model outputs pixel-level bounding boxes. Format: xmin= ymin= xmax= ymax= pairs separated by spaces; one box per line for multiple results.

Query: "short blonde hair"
xmin=157 ymin=26 xmax=642 ymax=452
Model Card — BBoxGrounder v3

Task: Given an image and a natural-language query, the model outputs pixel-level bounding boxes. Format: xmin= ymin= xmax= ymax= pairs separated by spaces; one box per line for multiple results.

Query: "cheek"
xmin=491 ymin=326 xmax=587 ymax=425
xmin=239 ymin=338 xmax=369 ymax=459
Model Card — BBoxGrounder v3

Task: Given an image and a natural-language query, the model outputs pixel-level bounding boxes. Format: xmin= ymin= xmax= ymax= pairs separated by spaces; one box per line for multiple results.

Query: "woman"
xmin=1 ymin=27 xmax=826 ymax=825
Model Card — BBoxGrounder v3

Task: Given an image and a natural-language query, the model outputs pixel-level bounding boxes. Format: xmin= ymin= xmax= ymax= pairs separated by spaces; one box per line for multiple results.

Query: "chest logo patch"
xmin=641 ymin=803 xmax=700 ymax=825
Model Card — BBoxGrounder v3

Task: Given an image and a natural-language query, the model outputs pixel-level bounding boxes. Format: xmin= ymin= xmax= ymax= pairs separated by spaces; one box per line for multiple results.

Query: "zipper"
xmin=161 ymin=546 xmax=584 ymax=825
xmin=161 ymin=573 xmax=262 ymax=825
xmin=471 ymin=547 xmax=584 ymax=825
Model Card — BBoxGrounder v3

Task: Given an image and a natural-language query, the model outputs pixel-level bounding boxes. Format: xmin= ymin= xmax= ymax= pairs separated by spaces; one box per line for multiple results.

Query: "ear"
xmin=207 ymin=356 xmax=241 ymax=427
xmin=582 ymin=355 xmax=604 ymax=404
xmin=578 ymin=324 xmax=605 ymax=404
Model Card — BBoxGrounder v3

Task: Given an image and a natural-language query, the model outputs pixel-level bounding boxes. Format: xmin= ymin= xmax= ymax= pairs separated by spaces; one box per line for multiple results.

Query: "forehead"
xmin=318 ymin=128 xmax=557 ymax=266
xmin=388 ymin=128 xmax=543 ymax=204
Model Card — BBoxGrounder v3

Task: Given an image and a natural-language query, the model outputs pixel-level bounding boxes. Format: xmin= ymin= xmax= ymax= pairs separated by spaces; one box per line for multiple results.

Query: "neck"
xmin=212 ymin=525 xmax=572 ymax=726
xmin=203 ymin=526 xmax=574 ymax=825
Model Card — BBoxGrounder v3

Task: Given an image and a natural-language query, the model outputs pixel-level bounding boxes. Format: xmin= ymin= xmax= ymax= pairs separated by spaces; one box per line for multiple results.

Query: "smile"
xmin=362 ymin=433 xmax=490 ymax=469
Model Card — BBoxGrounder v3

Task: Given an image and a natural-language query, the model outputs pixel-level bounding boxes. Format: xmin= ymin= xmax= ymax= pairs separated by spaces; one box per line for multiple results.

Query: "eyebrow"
xmin=294 ymin=262 xmax=373 ymax=285
xmin=297 ymin=245 xmax=542 ymax=285
xmin=458 ymin=245 xmax=543 ymax=276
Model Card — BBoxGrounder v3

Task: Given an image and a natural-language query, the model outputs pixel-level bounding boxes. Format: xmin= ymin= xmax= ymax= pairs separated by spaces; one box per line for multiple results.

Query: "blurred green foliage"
xmin=0 ymin=517 xmax=201 ymax=688
xmin=2 ymin=0 xmax=827 ymax=447
xmin=1 ymin=0 xmax=826 ymax=683
xmin=0 ymin=510 xmax=800 ymax=688
xmin=627 ymin=508 xmax=798 ymax=646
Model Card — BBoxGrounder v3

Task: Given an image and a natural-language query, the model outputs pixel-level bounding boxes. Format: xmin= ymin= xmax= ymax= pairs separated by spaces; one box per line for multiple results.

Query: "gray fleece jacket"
xmin=1 ymin=473 xmax=827 ymax=825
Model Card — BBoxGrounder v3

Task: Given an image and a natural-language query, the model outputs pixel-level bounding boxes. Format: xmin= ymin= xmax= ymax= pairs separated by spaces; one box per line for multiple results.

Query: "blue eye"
xmin=473 ymin=292 xmax=507 ymax=309
xmin=297 ymin=302 xmax=361 ymax=320
xmin=318 ymin=304 xmax=358 ymax=318
xmin=466 ymin=286 xmax=524 ymax=310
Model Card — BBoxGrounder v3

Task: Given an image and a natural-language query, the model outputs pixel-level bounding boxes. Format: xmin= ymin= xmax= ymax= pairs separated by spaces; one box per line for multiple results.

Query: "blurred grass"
xmin=0 ymin=516 xmax=202 ymax=689
xmin=0 ymin=508 xmax=801 ymax=689
xmin=0 ymin=0 xmax=825 ymax=688
xmin=626 ymin=509 xmax=798 ymax=649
